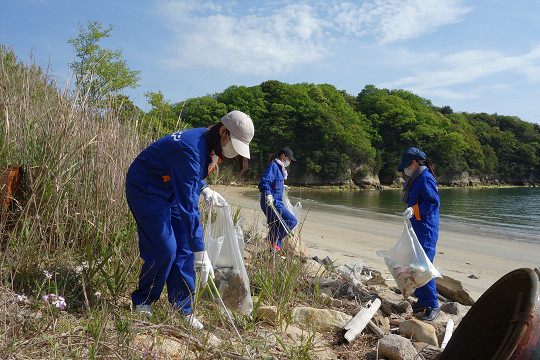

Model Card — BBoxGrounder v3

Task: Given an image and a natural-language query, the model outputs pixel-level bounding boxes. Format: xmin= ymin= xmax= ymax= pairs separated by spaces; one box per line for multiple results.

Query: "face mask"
xmin=283 ymin=160 xmax=291 ymax=168
xmin=222 ymin=141 xmax=238 ymax=158
xmin=404 ymin=167 xmax=413 ymax=177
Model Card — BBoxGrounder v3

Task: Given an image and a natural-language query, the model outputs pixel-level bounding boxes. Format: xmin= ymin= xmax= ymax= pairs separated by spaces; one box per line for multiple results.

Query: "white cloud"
xmin=157 ymin=0 xmax=471 ymax=75
xmin=330 ymin=0 xmax=471 ymax=43
xmin=379 ymin=45 xmax=540 ymax=100
xmin=374 ymin=0 xmax=472 ymax=44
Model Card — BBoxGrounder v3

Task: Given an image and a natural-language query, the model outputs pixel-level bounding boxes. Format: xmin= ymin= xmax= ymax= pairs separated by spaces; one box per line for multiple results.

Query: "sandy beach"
xmin=214 ymin=185 xmax=540 ymax=302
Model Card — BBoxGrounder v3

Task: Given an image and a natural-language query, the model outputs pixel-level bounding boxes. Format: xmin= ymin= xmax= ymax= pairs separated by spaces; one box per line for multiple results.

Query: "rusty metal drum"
xmin=509 ymin=267 xmax=540 ymax=359
xmin=440 ymin=267 xmax=539 ymax=360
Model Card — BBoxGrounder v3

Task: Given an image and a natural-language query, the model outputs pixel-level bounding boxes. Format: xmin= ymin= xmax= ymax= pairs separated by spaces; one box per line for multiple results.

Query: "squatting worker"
xmin=258 ymin=147 xmax=298 ymax=252
xmin=125 ymin=110 xmax=254 ymax=329
xmin=398 ymin=147 xmax=441 ymax=322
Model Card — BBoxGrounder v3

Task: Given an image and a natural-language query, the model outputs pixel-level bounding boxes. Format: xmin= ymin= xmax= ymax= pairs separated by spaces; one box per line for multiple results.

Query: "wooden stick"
xmin=367 ymin=320 xmax=384 ymax=337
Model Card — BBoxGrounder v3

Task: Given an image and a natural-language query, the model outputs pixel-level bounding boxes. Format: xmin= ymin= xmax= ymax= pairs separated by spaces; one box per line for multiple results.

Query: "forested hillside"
xmin=153 ymin=82 xmax=540 ymax=187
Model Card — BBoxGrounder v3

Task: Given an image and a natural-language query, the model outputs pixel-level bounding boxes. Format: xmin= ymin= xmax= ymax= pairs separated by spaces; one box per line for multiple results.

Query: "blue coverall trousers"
xmin=260 ymin=198 xmax=297 ymax=249
xmin=126 ymin=163 xmax=196 ymax=314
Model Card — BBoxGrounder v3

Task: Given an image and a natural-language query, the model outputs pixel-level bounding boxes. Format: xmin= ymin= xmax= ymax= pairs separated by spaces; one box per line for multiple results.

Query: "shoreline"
xmin=214 ymin=185 xmax=540 ymax=302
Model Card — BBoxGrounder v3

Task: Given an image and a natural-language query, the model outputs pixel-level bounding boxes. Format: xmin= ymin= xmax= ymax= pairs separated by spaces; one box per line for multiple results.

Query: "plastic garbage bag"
xmin=376 ymin=219 xmax=442 ymax=298
xmin=204 ymin=204 xmax=253 ymax=315
xmin=204 ymin=209 xmax=224 ymax=270
xmin=283 ymin=186 xmax=301 ymax=230
xmin=234 ymin=216 xmax=245 ymax=258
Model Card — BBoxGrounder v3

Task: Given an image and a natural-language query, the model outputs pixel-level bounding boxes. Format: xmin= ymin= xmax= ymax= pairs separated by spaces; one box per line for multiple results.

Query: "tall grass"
xmin=0 ymin=46 xmax=324 ymax=359
xmin=0 ymin=45 xmax=143 ymax=302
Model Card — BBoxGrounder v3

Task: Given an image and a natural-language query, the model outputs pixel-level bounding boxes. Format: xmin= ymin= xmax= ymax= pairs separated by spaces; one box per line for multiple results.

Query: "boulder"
xmin=440 ymin=301 xmax=470 ymax=316
xmin=399 ymin=319 xmax=439 ymax=347
xmin=291 ymin=306 xmax=352 ymax=332
xmin=378 ymin=334 xmax=422 ymax=360
xmin=436 ymin=275 xmax=475 ymax=305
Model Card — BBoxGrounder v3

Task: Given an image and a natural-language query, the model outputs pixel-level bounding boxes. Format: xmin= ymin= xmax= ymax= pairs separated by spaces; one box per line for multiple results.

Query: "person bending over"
xmin=126 ymin=110 xmax=254 ymax=329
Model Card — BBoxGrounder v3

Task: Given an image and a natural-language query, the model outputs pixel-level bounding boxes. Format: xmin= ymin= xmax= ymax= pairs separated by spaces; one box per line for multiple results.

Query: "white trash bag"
xmin=283 ymin=186 xmax=302 ymax=229
xmin=376 ymin=219 xmax=442 ymax=298
xmin=204 ymin=204 xmax=253 ymax=315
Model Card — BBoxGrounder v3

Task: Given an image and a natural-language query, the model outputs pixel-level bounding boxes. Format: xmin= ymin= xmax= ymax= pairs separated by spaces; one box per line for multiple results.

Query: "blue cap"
xmin=397 ymin=147 xmax=426 ymax=171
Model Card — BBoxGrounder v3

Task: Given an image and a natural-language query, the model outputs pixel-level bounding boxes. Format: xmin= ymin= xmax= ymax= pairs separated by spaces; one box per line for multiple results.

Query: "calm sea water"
xmin=287 ymin=187 xmax=540 ymax=244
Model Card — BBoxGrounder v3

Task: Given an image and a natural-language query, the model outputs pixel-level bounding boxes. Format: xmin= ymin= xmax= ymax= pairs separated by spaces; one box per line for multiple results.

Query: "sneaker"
xmin=266 ymin=237 xmax=280 ymax=252
xmin=423 ymin=307 xmax=440 ymax=321
xmin=135 ymin=304 xmax=152 ymax=316
xmin=184 ymin=313 xmax=204 ymax=330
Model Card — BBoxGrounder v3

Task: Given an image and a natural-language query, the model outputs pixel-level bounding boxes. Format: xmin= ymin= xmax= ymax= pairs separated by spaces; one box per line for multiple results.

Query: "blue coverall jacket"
xmin=258 ymin=160 xmax=297 ymax=249
xmin=407 ymin=169 xmax=440 ymax=308
xmin=125 ymin=127 xmax=212 ymax=313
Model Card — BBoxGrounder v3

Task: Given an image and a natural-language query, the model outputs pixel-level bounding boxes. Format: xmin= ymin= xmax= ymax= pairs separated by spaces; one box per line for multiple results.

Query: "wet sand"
xmin=214 ymin=185 xmax=540 ymax=301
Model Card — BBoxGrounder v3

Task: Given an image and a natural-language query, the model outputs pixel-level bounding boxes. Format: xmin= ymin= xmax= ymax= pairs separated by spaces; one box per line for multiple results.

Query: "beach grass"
xmin=0 ymin=46 xmax=326 ymax=359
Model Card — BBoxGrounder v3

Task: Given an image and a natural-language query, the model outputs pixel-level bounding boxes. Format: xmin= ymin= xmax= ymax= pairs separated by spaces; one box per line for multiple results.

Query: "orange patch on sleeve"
xmin=162 ymin=175 xmax=171 ymax=182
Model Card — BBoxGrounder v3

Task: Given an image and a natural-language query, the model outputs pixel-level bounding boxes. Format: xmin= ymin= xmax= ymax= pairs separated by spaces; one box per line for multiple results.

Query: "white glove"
xmin=201 ymin=187 xmax=226 ymax=207
xmin=403 ymin=207 xmax=414 ymax=219
xmin=265 ymin=194 xmax=274 ymax=206
xmin=194 ymin=250 xmax=214 ymax=287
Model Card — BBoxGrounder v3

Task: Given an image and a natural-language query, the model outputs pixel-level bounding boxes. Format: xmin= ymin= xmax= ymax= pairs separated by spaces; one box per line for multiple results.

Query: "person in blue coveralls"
xmin=398 ymin=147 xmax=441 ymax=321
xmin=258 ymin=147 xmax=298 ymax=252
xmin=125 ymin=110 xmax=254 ymax=329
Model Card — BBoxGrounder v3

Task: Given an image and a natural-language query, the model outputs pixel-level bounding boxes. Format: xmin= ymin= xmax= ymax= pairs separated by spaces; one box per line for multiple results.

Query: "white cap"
xmin=221 ymin=110 xmax=254 ymax=159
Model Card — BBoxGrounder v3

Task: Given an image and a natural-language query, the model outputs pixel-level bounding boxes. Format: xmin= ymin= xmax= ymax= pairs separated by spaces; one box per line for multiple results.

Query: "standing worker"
xmin=398 ymin=147 xmax=441 ymax=321
xmin=258 ymin=147 xmax=298 ymax=252
xmin=125 ymin=110 xmax=254 ymax=329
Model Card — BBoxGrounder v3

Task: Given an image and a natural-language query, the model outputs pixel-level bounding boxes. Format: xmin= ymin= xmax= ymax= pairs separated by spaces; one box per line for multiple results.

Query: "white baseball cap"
xmin=221 ymin=110 xmax=254 ymax=159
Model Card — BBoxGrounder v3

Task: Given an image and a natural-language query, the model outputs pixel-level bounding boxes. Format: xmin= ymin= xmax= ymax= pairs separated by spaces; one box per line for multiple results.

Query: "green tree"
xmin=180 ymin=96 xmax=228 ymax=128
xmin=68 ymin=21 xmax=141 ymax=102
xmin=143 ymin=91 xmax=178 ymax=137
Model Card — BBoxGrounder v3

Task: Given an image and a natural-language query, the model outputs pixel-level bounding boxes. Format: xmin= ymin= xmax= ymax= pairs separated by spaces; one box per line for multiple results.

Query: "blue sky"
xmin=2 ymin=0 xmax=540 ymax=124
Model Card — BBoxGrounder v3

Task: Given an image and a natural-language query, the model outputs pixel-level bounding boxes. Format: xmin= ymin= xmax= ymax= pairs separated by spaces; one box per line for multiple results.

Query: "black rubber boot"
xmin=423 ymin=307 xmax=440 ymax=321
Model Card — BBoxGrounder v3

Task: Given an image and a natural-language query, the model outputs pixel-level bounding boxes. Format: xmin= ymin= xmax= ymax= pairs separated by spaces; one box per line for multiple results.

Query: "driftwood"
xmin=367 ymin=320 xmax=384 ymax=337
xmin=343 ymin=298 xmax=381 ymax=343
xmin=435 ymin=275 xmax=475 ymax=305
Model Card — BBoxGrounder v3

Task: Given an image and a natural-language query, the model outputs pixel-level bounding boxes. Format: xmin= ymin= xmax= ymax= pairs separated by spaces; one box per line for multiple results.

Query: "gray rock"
xmin=440 ymin=301 xmax=470 ymax=316
xmin=304 ymin=259 xmax=326 ymax=278
xmin=395 ymin=301 xmax=413 ymax=315
xmin=378 ymin=334 xmax=422 ymax=360
xmin=255 ymin=305 xmax=278 ymax=325
xmin=380 ymin=300 xmax=413 ymax=316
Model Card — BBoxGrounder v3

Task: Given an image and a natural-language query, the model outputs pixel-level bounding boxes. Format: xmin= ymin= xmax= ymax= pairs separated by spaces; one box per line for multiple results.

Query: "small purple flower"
xmin=43 ymin=270 xmax=53 ymax=279
xmin=42 ymin=293 xmax=67 ymax=310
